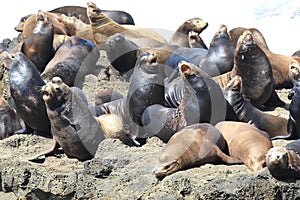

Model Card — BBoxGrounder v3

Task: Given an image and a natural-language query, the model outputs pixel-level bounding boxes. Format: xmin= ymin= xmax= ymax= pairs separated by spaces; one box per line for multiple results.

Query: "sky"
xmin=0 ymin=0 xmax=299 ymax=55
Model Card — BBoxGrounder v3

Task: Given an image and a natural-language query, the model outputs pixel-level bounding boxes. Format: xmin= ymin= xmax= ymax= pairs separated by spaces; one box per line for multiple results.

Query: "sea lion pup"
xmin=49 ymin=5 xmax=135 ymax=25
xmin=20 ymin=12 xmax=68 ymax=40
xmin=266 ymin=139 xmax=300 ymax=180
xmin=165 ymin=24 xmax=234 ymax=77
xmin=215 ymin=121 xmax=273 ymax=171
xmin=272 ymin=61 xmax=300 ymax=140
xmin=153 ymin=123 xmax=241 ymax=178
xmin=0 ymin=96 xmax=22 ymax=139
xmin=29 ymin=77 xmax=105 ymax=161
xmin=41 ymin=36 xmax=99 ymax=88
xmin=213 ymin=30 xmax=283 ymax=108
xmin=223 ymin=75 xmax=288 ymax=138
xmin=169 ymin=17 xmax=208 ymax=48
xmin=87 ymin=2 xmax=165 ymax=47
xmin=4 ymin=51 xmax=51 ymax=136
xmin=229 ymin=27 xmax=300 ymax=89
xmin=21 ymin=10 xmax=55 ymax=73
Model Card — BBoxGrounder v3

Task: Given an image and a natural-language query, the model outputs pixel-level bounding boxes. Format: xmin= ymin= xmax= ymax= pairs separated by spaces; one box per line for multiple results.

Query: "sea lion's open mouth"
xmin=149 ymin=55 xmax=157 ymax=65
xmin=42 ymin=90 xmax=53 ymax=101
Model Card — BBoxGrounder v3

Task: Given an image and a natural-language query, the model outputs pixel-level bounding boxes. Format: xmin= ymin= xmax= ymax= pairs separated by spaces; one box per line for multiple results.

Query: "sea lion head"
xmin=42 ymin=76 xmax=71 ymax=109
xmin=266 ymin=146 xmax=289 ymax=170
xmin=135 ymin=52 xmax=161 ymax=74
xmin=153 ymin=155 xmax=180 ymax=178
xmin=236 ymin=30 xmax=255 ymax=53
xmin=183 ymin=17 xmax=208 ymax=34
xmin=33 ymin=10 xmax=53 ymax=34
xmin=290 ymin=58 xmax=300 ymax=81
xmin=212 ymin=24 xmax=229 ymax=41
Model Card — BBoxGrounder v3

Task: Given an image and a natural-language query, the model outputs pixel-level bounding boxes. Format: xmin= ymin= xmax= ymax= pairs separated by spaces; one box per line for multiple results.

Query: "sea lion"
xmin=29 ymin=77 xmax=105 ymax=161
xmin=142 ymin=60 xmax=237 ymax=142
xmin=4 ymin=51 xmax=51 ymax=136
xmin=213 ymin=30 xmax=282 ymax=107
xmin=49 ymin=5 xmax=135 ymax=25
xmin=153 ymin=123 xmax=241 ymax=178
xmin=100 ymin=33 xmax=139 ymax=78
xmin=20 ymin=11 xmax=68 ymax=40
xmin=229 ymin=27 xmax=300 ymax=89
xmin=21 ymin=10 xmax=55 ymax=73
xmin=272 ymin=61 xmax=300 ymax=140
xmin=223 ymin=75 xmax=288 ymax=138
xmin=169 ymin=17 xmax=208 ymax=48
xmin=94 ymin=88 xmax=123 ymax=106
xmin=215 ymin=121 xmax=273 ymax=171
xmin=292 ymin=50 xmax=300 ymax=57
xmin=87 ymin=2 xmax=165 ymax=47
xmin=41 ymin=36 xmax=100 ymax=88
xmin=188 ymin=30 xmax=207 ymax=48
xmin=0 ymin=96 xmax=22 ymax=139
xmin=266 ymin=139 xmax=300 ymax=180
xmin=165 ymin=24 xmax=234 ymax=77
xmin=126 ymin=52 xmax=165 ymax=138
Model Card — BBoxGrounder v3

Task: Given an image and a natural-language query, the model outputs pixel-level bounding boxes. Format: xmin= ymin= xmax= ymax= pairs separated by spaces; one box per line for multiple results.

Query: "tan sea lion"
xmin=87 ymin=2 xmax=165 ymax=47
xmin=223 ymin=75 xmax=288 ymax=138
xmin=169 ymin=17 xmax=208 ymax=48
xmin=266 ymin=139 xmax=300 ymax=180
xmin=153 ymin=123 xmax=241 ymax=178
xmin=215 ymin=121 xmax=273 ymax=171
xmin=21 ymin=12 xmax=68 ymax=40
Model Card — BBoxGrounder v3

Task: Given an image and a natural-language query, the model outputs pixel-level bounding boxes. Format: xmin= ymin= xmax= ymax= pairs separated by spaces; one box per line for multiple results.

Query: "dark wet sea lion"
xmin=266 ymin=139 xmax=300 ymax=180
xmin=272 ymin=62 xmax=300 ymax=140
xmin=50 ymin=5 xmax=135 ymax=25
xmin=0 ymin=96 xmax=22 ymax=139
xmin=169 ymin=17 xmax=208 ymax=48
xmin=100 ymin=33 xmax=139 ymax=77
xmin=29 ymin=77 xmax=105 ymax=161
xmin=223 ymin=75 xmax=288 ymax=138
xmin=188 ymin=30 xmax=207 ymax=49
xmin=165 ymin=24 xmax=234 ymax=77
xmin=153 ymin=123 xmax=241 ymax=178
xmin=4 ymin=51 xmax=51 ymax=136
xmin=126 ymin=52 xmax=165 ymax=138
xmin=41 ymin=36 xmax=100 ymax=88
xmin=21 ymin=10 xmax=55 ymax=73
xmin=215 ymin=121 xmax=273 ymax=171
xmin=292 ymin=50 xmax=300 ymax=57
xmin=229 ymin=27 xmax=300 ymax=89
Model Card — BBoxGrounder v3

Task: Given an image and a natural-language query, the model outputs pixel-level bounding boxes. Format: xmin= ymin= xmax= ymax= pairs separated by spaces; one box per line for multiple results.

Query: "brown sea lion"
xmin=87 ymin=2 xmax=165 ymax=47
xmin=0 ymin=97 xmax=22 ymax=139
xmin=169 ymin=17 xmax=208 ymax=48
xmin=229 ymin=27 xmax=300 ymax=89
xmin=215 ymin=121 xmax=273 ymax=171
xmin=21 ymin=10 xmax=55 ymax=73
xmin=94 ymin=88 xmax=123 ymax=106
xmin=153 ymin=123 xmax=241 ymax=178
xmin=266 ymin=139 xmax=300 ymax=180
xmin=29 ymin=77 xmax=105 ymax=161
xmin=223 ymin=75 xmax=288 ymax=138
xmin=21 ymin=12 xmax=68 ymax=40
xmin=41 ymin=36 xmax=100 ymax=88
xmin=4 ymin=51 xmax=51 ymax=136
xmin=213 ymin=30 xmax=284 ymax=107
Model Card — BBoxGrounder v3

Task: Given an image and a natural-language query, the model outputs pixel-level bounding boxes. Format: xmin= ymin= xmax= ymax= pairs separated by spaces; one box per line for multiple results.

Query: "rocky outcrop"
xmin=0 ymin=134 xmax=299 ymax=199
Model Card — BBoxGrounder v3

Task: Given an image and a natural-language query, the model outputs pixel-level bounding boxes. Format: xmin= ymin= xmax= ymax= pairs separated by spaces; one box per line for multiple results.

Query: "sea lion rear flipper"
xmin=27 ymin=139 xmax=59 ymax=162
xmin=215 ymin=146 xmax=243 ymax=165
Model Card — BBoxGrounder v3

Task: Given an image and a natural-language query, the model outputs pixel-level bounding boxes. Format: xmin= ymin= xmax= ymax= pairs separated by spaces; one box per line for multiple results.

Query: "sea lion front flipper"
xmin=214 ymin=146 xmax=243 ymax=165
xmin=27 ymin=138 xmax=60 ymax=162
